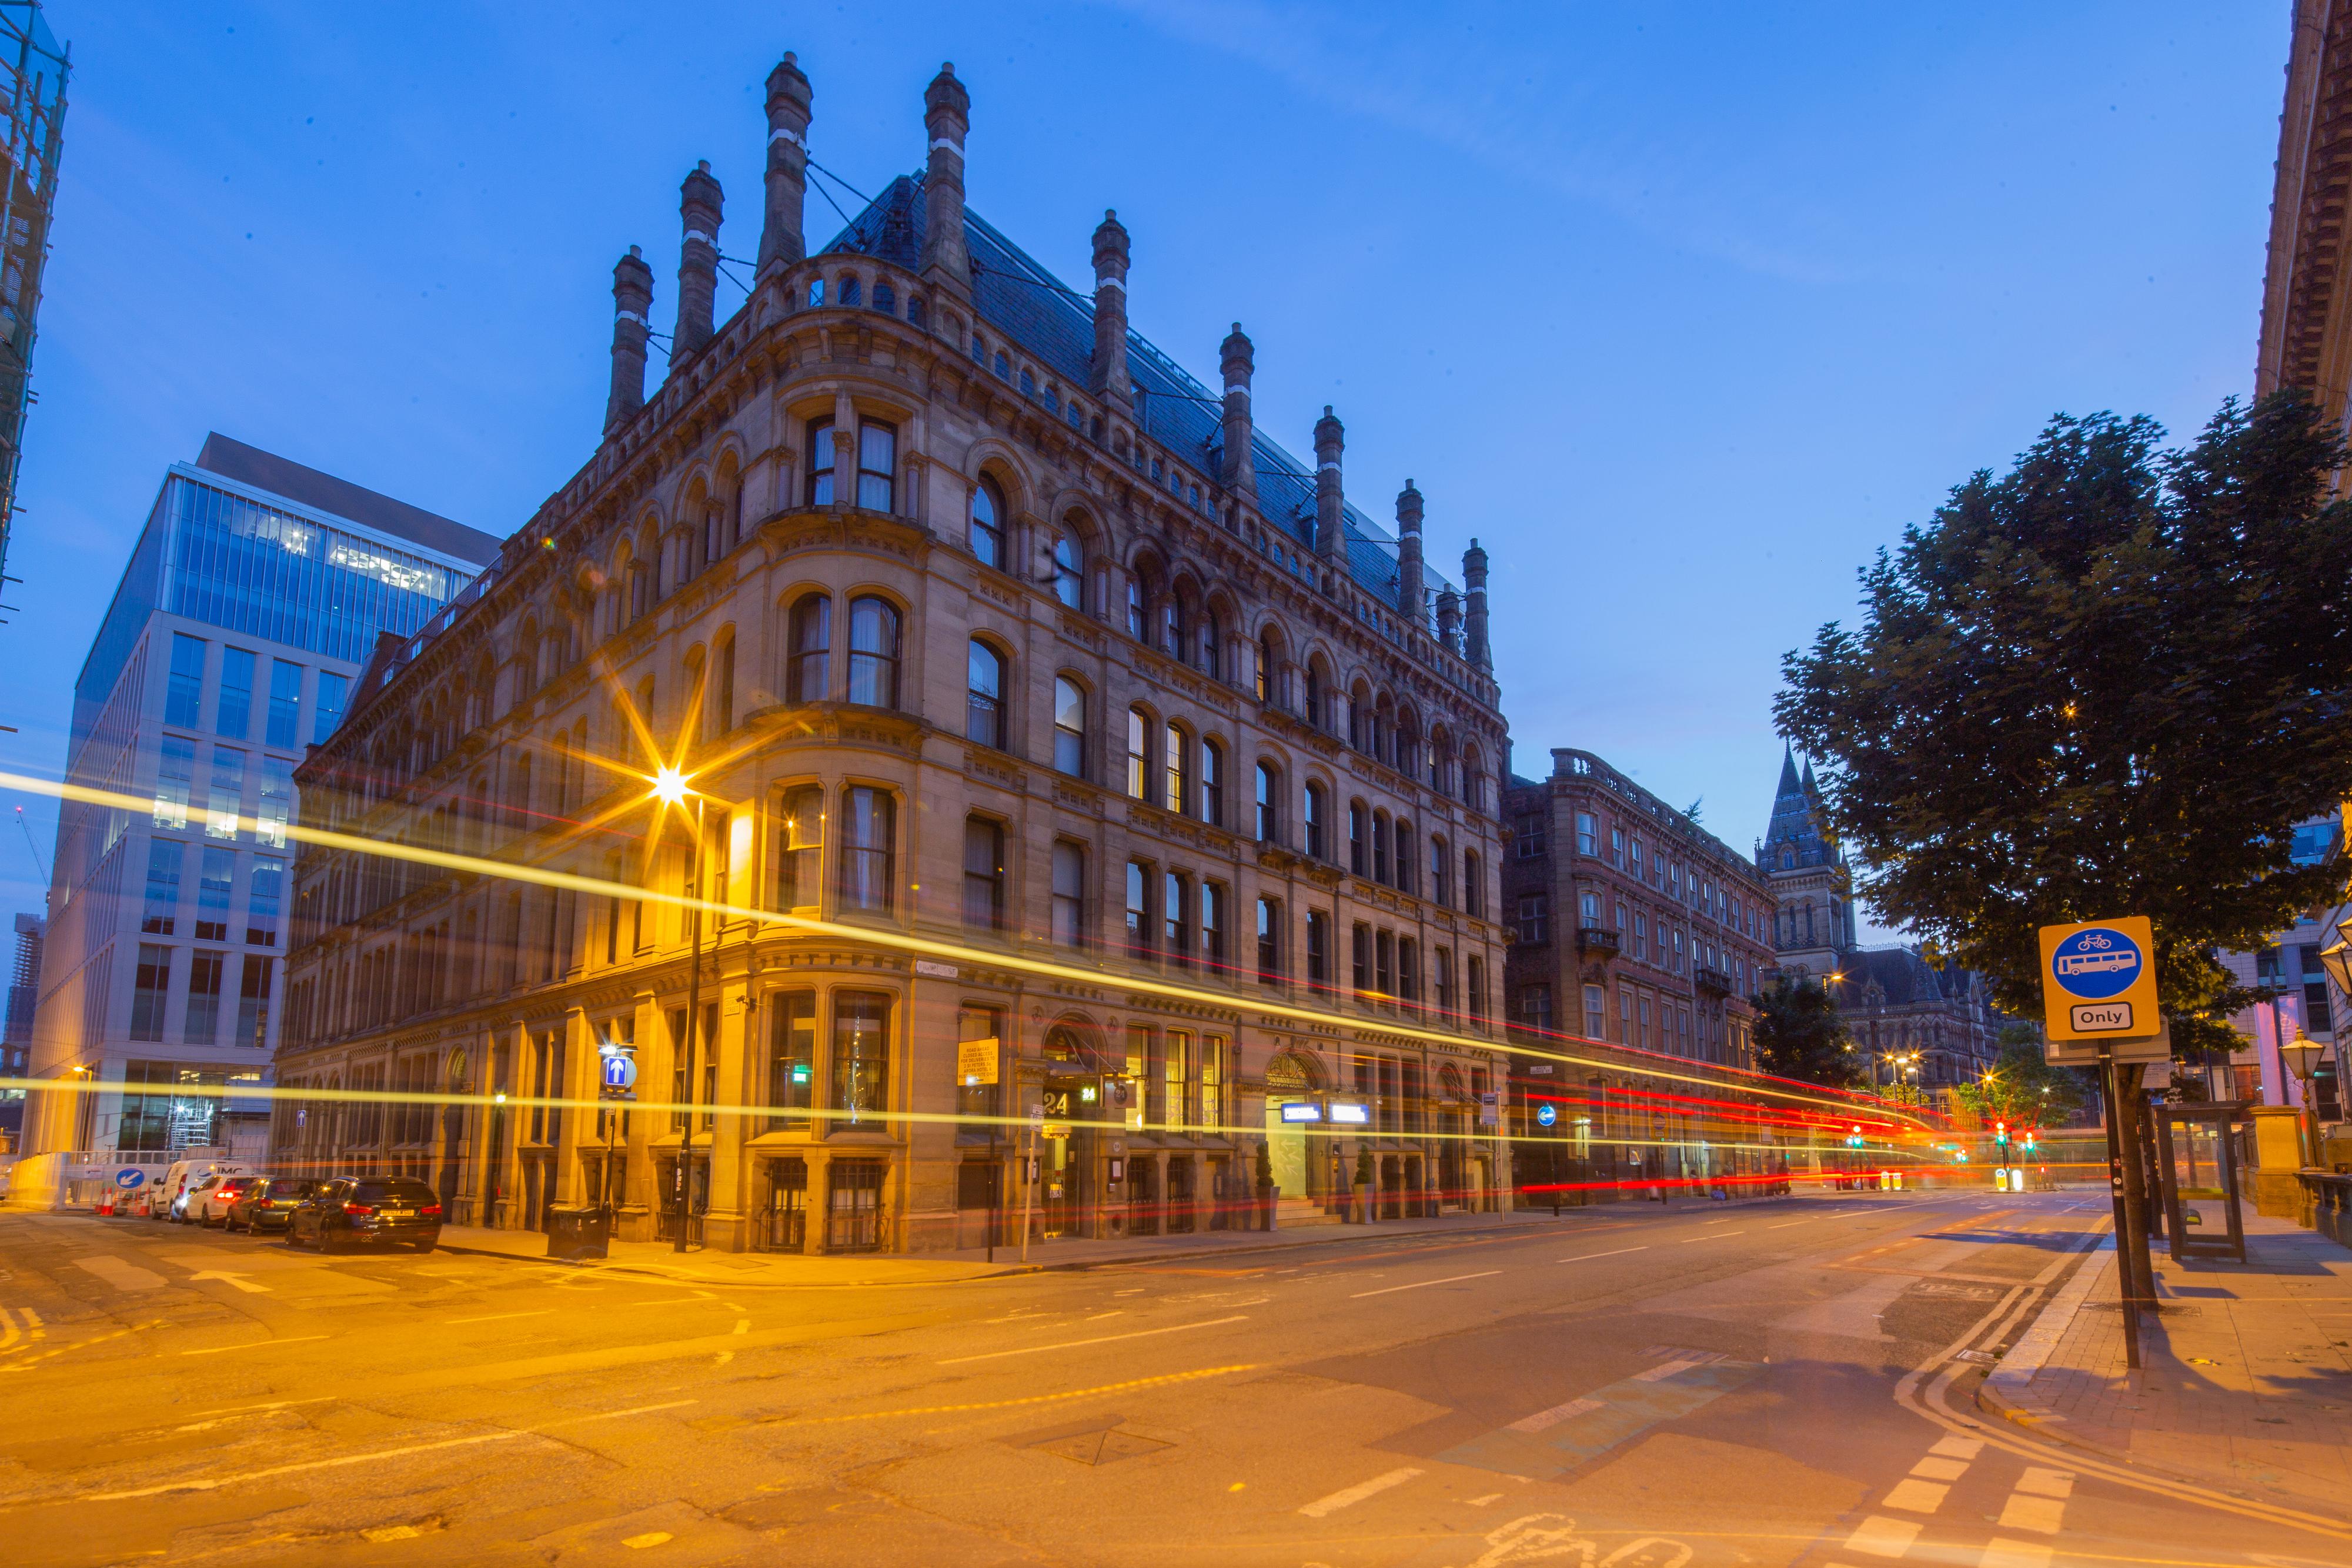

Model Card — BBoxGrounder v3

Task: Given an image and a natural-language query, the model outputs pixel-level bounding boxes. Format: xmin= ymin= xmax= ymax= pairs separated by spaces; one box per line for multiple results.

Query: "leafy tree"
xmin=1776 ymin=393 xmax=2352 ymax=1061
xmin=1950 ymin=1026 xmax=2087 ymax=1128
xmin=1750 ymin=977 xmax=1860 ymax=1088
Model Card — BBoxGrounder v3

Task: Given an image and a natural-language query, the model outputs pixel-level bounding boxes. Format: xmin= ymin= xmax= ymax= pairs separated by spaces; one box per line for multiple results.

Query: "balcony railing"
xmin=1575 ymin=925 xmax=1622 ymax=957
xmin=1695 ymin=965 xmax=1735 ymax=998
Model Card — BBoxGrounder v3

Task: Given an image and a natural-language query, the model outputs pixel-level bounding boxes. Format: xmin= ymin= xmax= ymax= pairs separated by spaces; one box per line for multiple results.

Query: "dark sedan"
xmin=288 ymin=1176 xmax=443 ymax=1253
xmin=223 ymin=1177 xmax=318 ymax=1234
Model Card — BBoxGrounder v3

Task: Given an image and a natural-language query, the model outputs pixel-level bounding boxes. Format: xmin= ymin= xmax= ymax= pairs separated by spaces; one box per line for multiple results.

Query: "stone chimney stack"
xmin=1395 ymin=477 xmax=1425 ymax=627
xmin=757 ymin=53 xmax=813 ymax=276
xmin=1313 ymin=406 xmax=1345 ymax=560
xmin=920 ymin=63 xmax=971 ymax=295
xmin=671 ymin=161 xmax=723 ymax=365
xmin=1218 ymin=323 xmax=1255 ymax=494
xmin=605 ymin=245 xmax=654 ymax=432
xmin=1435 ymin=587 xmax=1463 ymax=655
xmin=1090 ymin=210 xmax=1131 ymax=401
xmin=1463 ymin=539 xmax=1492 ymax=670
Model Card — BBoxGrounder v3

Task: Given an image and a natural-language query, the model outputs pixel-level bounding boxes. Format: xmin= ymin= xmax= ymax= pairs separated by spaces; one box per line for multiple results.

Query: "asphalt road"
xmin=2 ymin=1190 xmax=2344 ymax=1567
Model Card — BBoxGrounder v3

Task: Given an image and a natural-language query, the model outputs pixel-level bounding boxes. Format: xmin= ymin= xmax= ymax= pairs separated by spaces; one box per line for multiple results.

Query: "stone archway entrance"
xmin=1262 ymin=1048 xmax=1326 ymax=1214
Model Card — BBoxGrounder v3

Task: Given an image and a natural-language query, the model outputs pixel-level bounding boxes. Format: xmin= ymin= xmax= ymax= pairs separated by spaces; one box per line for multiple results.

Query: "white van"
xmin=157 ymin=1158 xmax=252 ymax=1223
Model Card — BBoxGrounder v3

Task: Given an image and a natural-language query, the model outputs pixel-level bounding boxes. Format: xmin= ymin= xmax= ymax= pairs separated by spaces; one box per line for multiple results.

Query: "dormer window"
xmin=838 ymin=275 xmax=861 ymax=306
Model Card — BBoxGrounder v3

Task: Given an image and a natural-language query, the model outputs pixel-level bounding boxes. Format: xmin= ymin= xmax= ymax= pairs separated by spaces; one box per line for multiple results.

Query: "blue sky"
xmin=0 ymin=2 xmax=2291 ymax=938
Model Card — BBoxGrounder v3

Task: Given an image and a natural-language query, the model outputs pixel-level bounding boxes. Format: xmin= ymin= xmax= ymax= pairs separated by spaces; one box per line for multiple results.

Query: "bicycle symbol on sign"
xmin=1458 ymin=1515 xmax=1695 ymax=1568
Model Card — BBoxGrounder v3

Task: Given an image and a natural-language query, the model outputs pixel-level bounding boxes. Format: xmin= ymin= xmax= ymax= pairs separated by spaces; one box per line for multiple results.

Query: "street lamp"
xmin=2280 ymin=1027 xmax=2326 ymax=1170
xmin=651 ymin=767 xmax=707 ymax=1252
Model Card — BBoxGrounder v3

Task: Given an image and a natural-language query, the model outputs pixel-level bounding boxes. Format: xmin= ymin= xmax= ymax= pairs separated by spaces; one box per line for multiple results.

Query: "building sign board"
xmin=957 ymin=1037 xmax=999 ymax=1088
xmin=2037 ymin=916 xmax=2160 ymax=1042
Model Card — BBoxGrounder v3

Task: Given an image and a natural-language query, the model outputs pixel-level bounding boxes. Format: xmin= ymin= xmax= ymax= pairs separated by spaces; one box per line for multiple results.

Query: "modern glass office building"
xmin=22 ymin=435 xmax=499 ymax=1169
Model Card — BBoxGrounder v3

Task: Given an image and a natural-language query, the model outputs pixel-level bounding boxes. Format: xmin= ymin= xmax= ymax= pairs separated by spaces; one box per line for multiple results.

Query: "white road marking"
xmin=1558 ymin=1246 xmax=1648 ymax=1263
xmin=2014 ymin=1466 xmax=2073 ymax=1499
xmin=1679 ymin=1231 xmax=1744 ymax=1242
xmin=1928 ymin=1434 xmax=1983 ymax=1460
xmin=1882 ymin=1478 xmax=1949 ymax=1513
xmin=937 ymin=1314 xmax=1248 ymax=1365
xmin=731 ymin=1319 xmax=749 ymax=1335
xmin=180 ymin=1334 xmax=330 ymax=1356
xmin=1997 ymin=1494 xmax=2065 ymax=1534
xmin=186 ymin=1269 xmax=269 ymax=1298
xmin=1298 ymin=1466 xmax=1423 ymax=1518
xmin=90 ymin=1430 xmax=529 ymax=1499
xmin=1081 ymin=1310 xmax=1125 ymax=1322
xmin=1980 ymin=1540 xmax=2053 ymax=1568
xmin=1767 ymin=1219 xmax=1810 ymax=1229
xmin=1466 ymin=1492 xmax=1503 ymax=1506
xmin=1908 ymin=1455 xmax=1969 ymax=1481
xmin=1842 ymin=1515 xmax=1920 ymax=1557
xmin=75 ymin=1256 xmax=166 ymax=1291
xmin=190 ymin=1395 xmax=336 ymax=1418
xmin=1351 ymin=1270 xmax=1502 ymax=1299
xmin=1506 ymin=1396 xmax=1605 ymax=1433
xmin=446 ymin=1310 xmax=554 ymax=1325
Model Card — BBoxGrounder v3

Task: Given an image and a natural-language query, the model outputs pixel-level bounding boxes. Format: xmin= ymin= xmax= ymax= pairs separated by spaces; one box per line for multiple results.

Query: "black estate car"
xmin=288 ymin=1176 xmax=443 ymax=1253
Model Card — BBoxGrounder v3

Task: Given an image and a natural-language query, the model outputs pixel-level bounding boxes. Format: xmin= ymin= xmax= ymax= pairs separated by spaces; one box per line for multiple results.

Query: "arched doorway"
xmin=1262 ymin=1049 xmax=1325 ymax=1210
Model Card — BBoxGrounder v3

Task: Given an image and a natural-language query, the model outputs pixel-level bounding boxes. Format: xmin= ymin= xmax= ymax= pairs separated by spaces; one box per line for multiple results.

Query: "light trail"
xmin=0 ymin=765 xmax=1934 ymax=1131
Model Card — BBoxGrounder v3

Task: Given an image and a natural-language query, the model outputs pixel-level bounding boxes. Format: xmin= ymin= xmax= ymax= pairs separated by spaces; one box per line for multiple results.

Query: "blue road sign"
xmin=113 ymin=1167 xmax=147 ymax=1189
xmin=1535 ymin=1103 xmax=1559 ymax=1128
xmin=2049 ymin=925 xmax=2144 ymax=1000
xmin=601 ymin=1052 xmax=639 ymax=1092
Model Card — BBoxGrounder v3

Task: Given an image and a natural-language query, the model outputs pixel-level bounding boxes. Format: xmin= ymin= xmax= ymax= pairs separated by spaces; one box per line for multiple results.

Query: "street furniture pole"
xmin=2099 ymin=1045 xmax=2142 ymax=1369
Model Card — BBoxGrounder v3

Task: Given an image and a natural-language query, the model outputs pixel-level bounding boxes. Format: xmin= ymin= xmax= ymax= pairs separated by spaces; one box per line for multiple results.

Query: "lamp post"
xmin=2280 ymin=1027 xmax=2326 ymax=1172
xmin=654 ymin=767 xmax=706 ymax=1254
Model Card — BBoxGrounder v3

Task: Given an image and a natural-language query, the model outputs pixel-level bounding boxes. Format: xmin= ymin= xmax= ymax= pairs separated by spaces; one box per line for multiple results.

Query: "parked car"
xmin=288 ymin=1176 xmax=443 ymax=1253
xmin=196 ymin=1175 xmax=263 ymax=1228
xmin=224 ymin=1177 xmax=318 ymax=1235
xmin=169 ymin=1165 xmax=254 ymax=1223
xmin=157 ymin=1159 xmax=252 ymax=1222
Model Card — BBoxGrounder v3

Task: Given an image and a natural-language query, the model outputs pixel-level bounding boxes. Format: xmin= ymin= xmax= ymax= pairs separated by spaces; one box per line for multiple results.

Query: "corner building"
xmin=275 ymin=56 xmax=1514 ymax=1255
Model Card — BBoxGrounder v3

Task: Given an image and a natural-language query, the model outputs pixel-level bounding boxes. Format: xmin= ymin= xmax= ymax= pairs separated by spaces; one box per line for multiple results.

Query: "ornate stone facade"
xmin=270 ymin=56 xmax=1517 ymax=1255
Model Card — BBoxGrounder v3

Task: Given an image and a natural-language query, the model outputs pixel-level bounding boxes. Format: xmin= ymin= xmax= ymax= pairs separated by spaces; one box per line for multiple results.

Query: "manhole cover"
xmin=1035 ymin=1429 xmax=1172 ymax=1467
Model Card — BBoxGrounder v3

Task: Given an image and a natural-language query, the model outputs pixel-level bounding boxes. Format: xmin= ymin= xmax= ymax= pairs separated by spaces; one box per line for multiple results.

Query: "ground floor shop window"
xmin=1127 ymin=1157 xmax=1160 ymax=1236
xmin=759 ymin=1157 xmax=807 ymax=1252
xmin=1165 ymin=1156 xmax=1195 ymax=1233
xmin=827 ymin=1159 xmax=884 ymax=1252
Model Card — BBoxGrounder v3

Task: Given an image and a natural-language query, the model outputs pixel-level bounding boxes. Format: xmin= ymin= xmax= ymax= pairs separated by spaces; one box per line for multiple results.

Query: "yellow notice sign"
xmin=2037 ymin=916 xmax=2160 ymax=1042
xmin=957 ymin=1037 xmax=1000 ymax=1088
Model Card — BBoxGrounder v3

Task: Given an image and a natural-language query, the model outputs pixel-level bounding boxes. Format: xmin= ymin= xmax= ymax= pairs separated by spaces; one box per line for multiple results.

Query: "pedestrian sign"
xmin=2037 ymin=916 xmax=2159 ymax=1042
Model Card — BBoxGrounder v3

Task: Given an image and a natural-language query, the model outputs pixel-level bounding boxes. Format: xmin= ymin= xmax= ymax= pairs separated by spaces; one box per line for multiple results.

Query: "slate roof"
xmin=820 ymin=176 xmax=1452 ymax=623
xmin=1760 ymin=743 xmax=1840 ymax=870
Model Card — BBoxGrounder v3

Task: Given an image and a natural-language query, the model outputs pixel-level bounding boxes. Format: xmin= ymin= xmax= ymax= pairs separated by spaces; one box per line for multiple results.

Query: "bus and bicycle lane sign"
xmin=2037 ymin=915 xmax=2159 ymax=1041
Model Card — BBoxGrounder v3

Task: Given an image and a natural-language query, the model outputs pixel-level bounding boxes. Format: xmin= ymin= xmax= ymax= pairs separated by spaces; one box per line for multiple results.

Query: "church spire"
xmin=1775 ymin=743 xmax=1801 ymax=802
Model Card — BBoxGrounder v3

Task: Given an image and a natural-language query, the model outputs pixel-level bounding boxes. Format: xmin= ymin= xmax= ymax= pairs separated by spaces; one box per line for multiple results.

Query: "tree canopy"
xmin=1776 ymin=393 xmax=2352 ymax=1059
xmin=1949 ymin=1026 xmax=2088 ymax=1128
xmin=1750 ymin=977 xmax=1859 ymax=1088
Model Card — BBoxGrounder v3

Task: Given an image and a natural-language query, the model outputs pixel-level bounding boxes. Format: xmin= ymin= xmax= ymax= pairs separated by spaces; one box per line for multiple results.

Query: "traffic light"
xmin=1846 ymin=1124 xmax=1865 ymax=1149
xmin=2022 ymin=1132 xmax=2037 ymax=1154
xmin=1993 ymin=1121 xmax=2010 ymax=1149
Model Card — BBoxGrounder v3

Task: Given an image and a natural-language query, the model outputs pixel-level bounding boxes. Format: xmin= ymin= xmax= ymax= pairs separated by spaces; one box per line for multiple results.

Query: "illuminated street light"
xmin=2280 ymin=1027 xmax=2326 ymax=1169
xmin=653 ymin=765 xmax=691 ymax=806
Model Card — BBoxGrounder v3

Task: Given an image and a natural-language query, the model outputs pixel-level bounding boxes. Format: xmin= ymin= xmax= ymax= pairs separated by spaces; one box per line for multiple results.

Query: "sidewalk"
xmin=433 ymin=1188 xmax=1806 ymax=1288
xmin=1980 ymin=1211 xmax=2352 ymax=1515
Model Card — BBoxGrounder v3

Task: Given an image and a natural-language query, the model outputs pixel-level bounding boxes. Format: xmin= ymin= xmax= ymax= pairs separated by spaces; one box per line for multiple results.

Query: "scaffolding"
xmin=0 ymin=1 xmax=65 ymax=624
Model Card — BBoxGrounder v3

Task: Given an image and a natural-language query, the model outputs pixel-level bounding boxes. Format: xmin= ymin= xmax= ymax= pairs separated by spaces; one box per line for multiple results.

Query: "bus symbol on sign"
xmin=2049 ymin=927 xmax=2143 ymax=999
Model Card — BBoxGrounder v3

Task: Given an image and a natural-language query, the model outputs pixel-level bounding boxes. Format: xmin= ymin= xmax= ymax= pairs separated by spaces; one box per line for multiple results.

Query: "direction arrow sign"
xmin=188 ymin=1270 xmax=270 ymax=1295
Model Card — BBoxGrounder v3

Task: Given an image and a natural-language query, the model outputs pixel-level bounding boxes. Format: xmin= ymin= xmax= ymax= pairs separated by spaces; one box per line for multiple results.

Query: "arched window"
xmin=1160 ymin=596 xmax=1184 ymax=657
xmin=1464 ymin=849 xmax=1485 ymax=918
xmin=1372 ymin=810 xmax=1392 ymax=884
xmin=787 ymin=594 xmax=830 ymax=703
xmin=776 ymin=785 xmax=824 ymax=912
xmin=1162 ymin=720 xmax=1187 ymax=813
xmin=701 ymin=499 xmax=723 ymax=575
xmin=1125 ymin=708 xmax=1150 ymax=799
xmin=993 ymin=350 xmax=1011 ymax=380
xmin=1125 ymin=576 xmax=1147 ymax=640
xmin=1198 ymin=610 xmax=1220 ymax=679
xmin=712 ymin=633 xmax=736 ymax=735
xmin=1053 ymin=531 xmax=1084 ymax=609
xmin=838 ymin=786 xmax=894 ymax=913
xmin=846 ymin=596 xmax=900 ymax=708
xmin=970 ymin=476 xmax=1005 ymax=569
xmin=1256 ymin=632 xmax=1275 ymax=704
xmin=1255 ymin=762 xmax=1279 ymax=843
xmin=1348 ymin=801 xmax=1368 ymax=875
xmin=1304 ymin=783 xmax=1329 ymax=860
xmin=873 ymin=281 xmax=896 ymax=316
xmin=1305 ymin=663 xmax=1326 ymax=731
xmin=963 ymin=815 xmax=1005 ymax=930
xmin=1053 ymin=677 xmax=1087 ymax=777
xmin=838 ymin=275 xmax=861 ymax=307
xmin=966 ymin=639 xmax=1005 ymax=748
xmin=1200 ymin=738 xmax=1225 ymax=828
xmin=1393 ymin=817 xmax=1414 ymax=894
xmin=1430 ymin=834 xmax=1450 ymax=907
xmin=907 ymin=293 xmax=926 ymax=328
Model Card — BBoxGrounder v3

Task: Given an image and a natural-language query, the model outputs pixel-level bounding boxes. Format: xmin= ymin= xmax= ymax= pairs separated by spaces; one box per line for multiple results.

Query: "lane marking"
xmin=1929 ymin=1435 xmax=1983 ymax=1460
xmin=180 ymin=1334 xmax=331 ymax=1357
xmin=1298 ymin=1466 xmax=1422 ymax=1518
xmin=937 ymin=1314 xmax=1247 ymax=1365
xmin=1997 ymin=1494 xmax=2064 ymax=1534
xmin=446 ymin=1310 xmax=554 ymax=1326
xmin=188 ymin=1269 xmax=270 ymax=1295
xmin=1979 ymin=1540 xmax=2052 ymax=1568
xmin=1768 ymin=1220 xmax=1810 ymax=1229
xmin=75 ymin=1256 xmax=166 ymax=1292
xmin=1842 ymin=1514 xmax=1920 ymax=1557
xmin=1881 ymin=1477 xmax=1949 ymax=1514
xmin=2014 ymin=1466 xmax=2073 ymax=1499
xmin=1351 ymin=1270 xmax=1502 ymax=1299
xmin=1908 ymin=1455 xmax=1969 ymax=1481
xmin=1678 ymin=1232 xmax=1743 ymax=1243
xmin=1558 ymin=1246 xmax=1648 ymax=1263
xmin=1506 ymin=1396 xmax=1605 ymax=1433
xmin=191 ymin=1395 xmax=336 ymax=1418
xmin=731 ymin=1319 xmax=749 ymax=1335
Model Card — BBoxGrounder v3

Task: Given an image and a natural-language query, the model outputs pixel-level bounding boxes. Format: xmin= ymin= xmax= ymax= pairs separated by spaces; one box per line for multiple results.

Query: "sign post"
xmin=960 ymin=1037 xmax=1004 ymax=1265
xmin=2039 ymin=916 xmax=2161 ymax=1370
xmin=1020 ymin=1102 xmax=1043 ymax=1265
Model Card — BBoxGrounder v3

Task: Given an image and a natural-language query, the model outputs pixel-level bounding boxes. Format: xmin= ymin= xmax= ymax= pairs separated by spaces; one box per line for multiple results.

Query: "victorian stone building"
xmin=270 ymin=55 xmax=1520 ymax=1254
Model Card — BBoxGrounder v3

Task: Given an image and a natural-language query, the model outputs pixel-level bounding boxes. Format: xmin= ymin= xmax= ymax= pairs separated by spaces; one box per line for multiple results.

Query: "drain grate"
xmin=1035 ymin=1428 xmax=1174 ymax=1467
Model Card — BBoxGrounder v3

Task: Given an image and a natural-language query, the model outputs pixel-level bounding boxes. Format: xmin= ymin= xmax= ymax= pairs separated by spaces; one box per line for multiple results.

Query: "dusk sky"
xmin=0 ymin=2 xmax=2290 ymax=938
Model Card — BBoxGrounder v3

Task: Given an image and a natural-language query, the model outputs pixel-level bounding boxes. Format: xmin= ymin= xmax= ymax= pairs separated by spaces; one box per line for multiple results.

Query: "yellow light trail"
xmin=0 ymin=767 xmax=1930 ymax=1132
